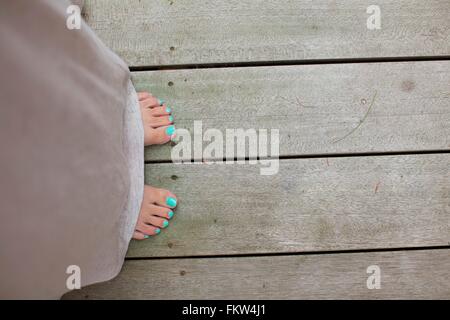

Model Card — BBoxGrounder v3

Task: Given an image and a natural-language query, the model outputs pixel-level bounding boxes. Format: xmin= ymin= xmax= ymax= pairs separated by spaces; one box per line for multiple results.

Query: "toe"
xmin=145 ymin=204 xmax=174 ymax=219
xmin=138 ymin=92 xmax=150 ymax=101
xmin=135 ymin=222 xmax=161 ymax=237
xmin=149 ymin=115 xmax=174 ymax=128
xmin=144 ymin=125 xmax=175 ymax=145
xmin=150 ymin=106 xmax=172 ymax=116
xmin=132 ymin=231 xmax=147 ymax=240
xmin=141 ymin=203 xmax=171 ymax=227
xmin=146 ymin=215 xmax=170 ymax=229
xmin=145 ymin=185 xmax=178 ymax=209
xmin=140 ymin=96 xmax=161 ymax=108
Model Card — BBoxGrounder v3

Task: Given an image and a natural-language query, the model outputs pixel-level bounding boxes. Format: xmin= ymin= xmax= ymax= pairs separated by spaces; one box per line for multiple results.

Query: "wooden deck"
xmin=65 ymin=0 xmax=450 ymax=299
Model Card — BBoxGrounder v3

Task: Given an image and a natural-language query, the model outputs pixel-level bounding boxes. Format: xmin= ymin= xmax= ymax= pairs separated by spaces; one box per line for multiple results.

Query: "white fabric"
xmin=121 ymin=80 xmax=144 ymax=248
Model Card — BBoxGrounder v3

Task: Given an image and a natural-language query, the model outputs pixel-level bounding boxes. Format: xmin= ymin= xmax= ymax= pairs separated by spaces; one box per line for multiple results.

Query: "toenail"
xmin=166 ymin=106 xmax=171 ymax=113
xmin=158 ymin=99 xmax=164 ymax=106
xmin=143 ymin=235 xmax=149 ymax=239
xmin=155 ymin=228 xmax=161 ymax=234
xmin=166 ymin=125 xmax=176 ymax=136
xmin=162 ymin=220 xmax=169 ymax=228
xmin=166 ymin=196 xmax=177 ymax=207
xmin=169 ymin=115 xmax=174 ymax=122
xmin=168 ymin=211 xmax=174 ymax=219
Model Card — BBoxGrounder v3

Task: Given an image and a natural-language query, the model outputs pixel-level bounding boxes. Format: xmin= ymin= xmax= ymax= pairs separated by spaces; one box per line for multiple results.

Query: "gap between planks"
xmin=144 ymin=149 xmax=450 ymax=164
xmin=129 ymin=55 xmax=450 ymax=72
xmin=125 ymin=245 xmax=450 ymax=261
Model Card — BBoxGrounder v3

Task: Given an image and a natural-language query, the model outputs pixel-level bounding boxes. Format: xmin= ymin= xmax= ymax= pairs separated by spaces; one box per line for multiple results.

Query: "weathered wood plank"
xmin=83 ymin=0 xmax=450 ymax=66
xmin=136 ymin=61 xmax=450 ymax=162
xmin=63 ymin=249 xmax=450 ymax=299
xmin=127 ymin=154 xmax=450 ymax=258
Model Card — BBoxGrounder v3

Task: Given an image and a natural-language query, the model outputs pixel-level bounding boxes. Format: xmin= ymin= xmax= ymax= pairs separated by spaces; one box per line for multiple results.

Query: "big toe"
xmin=145 ymin=125 xmax=176 ymax=145
xmin=145 ymin=185 xmax=178 ymax=209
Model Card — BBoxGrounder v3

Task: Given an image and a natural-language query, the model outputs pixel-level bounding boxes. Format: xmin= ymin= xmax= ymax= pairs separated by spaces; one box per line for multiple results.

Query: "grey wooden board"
xmin=63 ymin=249 xmax=450 ymax=299
xmin=126 ymin=154 xmax=450 ymax=258
xmin=134 ymin=61 xmax=450 ymax=162
xmin=83 ymin=0 xmax=450 ymax=66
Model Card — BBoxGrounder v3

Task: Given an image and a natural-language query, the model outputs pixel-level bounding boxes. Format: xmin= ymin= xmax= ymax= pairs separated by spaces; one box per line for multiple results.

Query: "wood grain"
xmin=63 ymin=249 xmax=450 ymax=299
xmin=74 ymin=0 xmax=450 ymax=300
xmin=127 ymin=154 xmax=450 ymax=258
xmin=83 ymin=0 xmax=450 ymax=66
xmin=134 ymin=61 xmax=450 ymax=162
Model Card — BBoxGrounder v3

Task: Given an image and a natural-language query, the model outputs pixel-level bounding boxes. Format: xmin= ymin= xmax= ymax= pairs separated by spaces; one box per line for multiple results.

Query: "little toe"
xmin=133 ymin=231 xmax=145 ymax=240
xmin=135 ymin=222 xmax=161 ymax=237
xmin=139 ymin=96 xmax=161 ymax=108
xmin=133 ymin=231 xmax=151 ymax=240
xmin=138 ymin=92 xmax=150 ymax=101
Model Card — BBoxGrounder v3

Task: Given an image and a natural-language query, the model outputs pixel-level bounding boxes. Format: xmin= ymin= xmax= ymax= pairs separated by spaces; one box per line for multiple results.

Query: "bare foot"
xmin=133 ymin=185 xmax=178 ymax=239
xmin=138 ymin=92 xmax=175 ymax=146
xmin=134 ymin=92 xmax=177 ymax=240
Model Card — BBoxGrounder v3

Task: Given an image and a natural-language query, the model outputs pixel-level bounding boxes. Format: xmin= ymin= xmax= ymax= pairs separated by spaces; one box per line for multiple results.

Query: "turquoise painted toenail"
xmin=169 ymin=115 xmax=174 ymax=122
xmin=166 ymin=197 xmax=177 ymax=207
xmin=168 ymin=211 xmax=174 ymax=219
xmin=155 ymin=228 xmax=161 ymax=234
xmin=144 ymin=235 xmax=149 ymax=239
xmin=158 ymin=99 xmax=164 ymax=106
xmin=166 ymin=125 xmax=175 ymax=136
xmin=163 ymin=220 xmax=169 ymax=228
xmin=166 ymin=106 xmax=171 ymax=113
